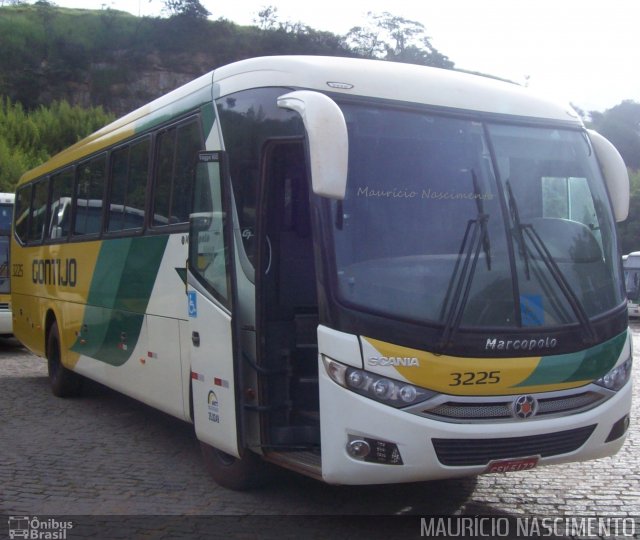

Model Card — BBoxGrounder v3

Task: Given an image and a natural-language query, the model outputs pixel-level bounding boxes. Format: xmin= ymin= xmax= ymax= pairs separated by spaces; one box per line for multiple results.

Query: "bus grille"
xmin=420 ymin=391 xmax=606 ymax=423
xmin=0 ymin=303 xmax=9 ymax=311
xmin=432 ymin=425 xmax=596 ymax=466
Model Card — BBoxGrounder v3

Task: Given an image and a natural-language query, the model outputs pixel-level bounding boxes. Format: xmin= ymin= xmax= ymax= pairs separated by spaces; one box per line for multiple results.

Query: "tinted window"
xmin=108 ymin=138 xmax=149 ymax=232
xmin=48 ymin=168 xmax=74 ymax=240
xmin=75 ymin=154 xmax=106 ymax=236
xmin=14 ymin=185 xmax=31 ymax=243
xmin=28 ymin=180 xmax=49 ymax=243
xmin=0 ymin=237 xmax=9 ymax=294
xmin=0 ymin=203 xmax=13 ymax=233
xmin=216 ymin=88 xmax=304 ymax=269
xmin=189 ymin=156 xmax=230 ymax=306
xmin=330 ymin=104 xmax=623 ymax=330
xmin=153 ymin=118 xmax=202 ymax=226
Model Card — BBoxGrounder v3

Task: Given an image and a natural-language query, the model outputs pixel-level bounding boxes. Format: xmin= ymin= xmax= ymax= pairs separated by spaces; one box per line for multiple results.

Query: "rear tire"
xmin=47 ymin=321 xmax=82 ymax=398
xmin=200 ymin=442 xmax=269 ymax=490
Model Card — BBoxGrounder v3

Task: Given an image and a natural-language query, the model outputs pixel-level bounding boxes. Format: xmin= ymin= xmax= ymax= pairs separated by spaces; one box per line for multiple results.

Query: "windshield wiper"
xmin=437 ymin=218 xmax=483 ymax=351
xmin=506 ymin=181 xmax=530 ymax=279
xmin=438 ymin=169 xmax=491 ymax=351
xmin=522 ymin=225 xmax=597 ymax=343
xmin=472 ymin=169 xmax=491 ymax=271
xmin=505 ymin=181 xmax=597 ymax=343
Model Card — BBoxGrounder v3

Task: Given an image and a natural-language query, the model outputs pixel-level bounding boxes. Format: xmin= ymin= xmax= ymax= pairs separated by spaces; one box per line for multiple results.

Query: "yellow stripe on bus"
xmin=11 ymin=240 xmax=104 ymax=367
xmin=364 ymin=337 xmax=587 ymax=396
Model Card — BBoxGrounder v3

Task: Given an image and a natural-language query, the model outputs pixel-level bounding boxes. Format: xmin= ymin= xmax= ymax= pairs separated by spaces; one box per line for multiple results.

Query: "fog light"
xmin=347 ymin=439 xmax=370 ymax=459
xmin=605 ymin=414 xmax=631 ymax=442
xmin=347 ymin=435 xmax=403 ymax=465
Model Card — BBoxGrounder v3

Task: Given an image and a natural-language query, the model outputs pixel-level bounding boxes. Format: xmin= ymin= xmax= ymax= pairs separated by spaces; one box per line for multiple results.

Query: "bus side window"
xmin=172 ymin=121 xmax=202 ymax=223
xmin=126 ymin=138 xmax=149 ymax=228
xmin=189 ymin=156 xmax=230 ymax=306
xmin=28 ymin=180 xmax=49 ymax=244
xmin=153 ymin=128 xmax=174 ymax=226
xmin=14 ymin=185 xmax=32 ymax=244
xmin=108 ymin=138 xmax=149 ymax=232
xmin=108 ymin=145 xmax=129 ymax=232
xmin=48 ymin=168 xmax=74 ymax=240
xmin=74 ymin=154 xmax=106 ymax=236
xmin=153 ymin=118 xmax=203 ymax=227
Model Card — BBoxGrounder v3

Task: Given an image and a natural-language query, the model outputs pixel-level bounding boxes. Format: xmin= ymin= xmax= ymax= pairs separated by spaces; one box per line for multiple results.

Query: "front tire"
xmin=200 ymin=442 xmax=268 ymax=490
xmin=47 ymin=321 xmax=82 ymax=398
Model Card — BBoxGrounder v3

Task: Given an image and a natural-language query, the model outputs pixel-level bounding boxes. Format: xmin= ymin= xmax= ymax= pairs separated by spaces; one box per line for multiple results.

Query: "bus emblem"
xmin=512 ymin=395 xmax=538 ymax=419
xmin=367 ymin=356 xmax=420 ymax=367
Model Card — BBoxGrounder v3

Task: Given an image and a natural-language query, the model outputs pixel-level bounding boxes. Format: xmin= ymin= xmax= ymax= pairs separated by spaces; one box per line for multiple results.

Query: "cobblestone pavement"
xmin=1 ymin=326 xmax=638 ymax=539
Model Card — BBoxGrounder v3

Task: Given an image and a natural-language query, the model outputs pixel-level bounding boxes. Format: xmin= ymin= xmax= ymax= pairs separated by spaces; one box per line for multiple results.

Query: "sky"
xmin=49 ymin=0 xmax=639 ymax=113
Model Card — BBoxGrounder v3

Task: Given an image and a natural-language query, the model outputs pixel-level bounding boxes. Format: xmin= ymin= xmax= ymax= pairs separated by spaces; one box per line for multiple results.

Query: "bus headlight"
xmin=322 ymin=356 xmax=434 ymax=408
xmin=594 ymin=356 xmax=632 ymax=391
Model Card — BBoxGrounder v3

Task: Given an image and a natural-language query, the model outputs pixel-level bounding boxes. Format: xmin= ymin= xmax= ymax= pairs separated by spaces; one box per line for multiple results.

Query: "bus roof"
xmin=213 ymin=56 xmax=580 ymax=123
xmin=18 ymin=55 xmax=582 ymax=186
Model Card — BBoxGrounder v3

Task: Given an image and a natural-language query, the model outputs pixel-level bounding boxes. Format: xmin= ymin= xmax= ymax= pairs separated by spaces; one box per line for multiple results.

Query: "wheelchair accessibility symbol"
xmin=188 ymin=291 xmax=198 ymax=318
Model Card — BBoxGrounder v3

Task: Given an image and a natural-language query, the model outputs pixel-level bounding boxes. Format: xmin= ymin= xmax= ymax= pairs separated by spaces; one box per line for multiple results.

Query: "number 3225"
xmin=449 ymin=370 xmax=501 ymax=386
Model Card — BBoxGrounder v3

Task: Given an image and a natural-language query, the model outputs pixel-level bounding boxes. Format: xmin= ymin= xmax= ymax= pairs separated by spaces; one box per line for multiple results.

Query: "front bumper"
xmin=319 ymin=361 xmax=631 ymax=485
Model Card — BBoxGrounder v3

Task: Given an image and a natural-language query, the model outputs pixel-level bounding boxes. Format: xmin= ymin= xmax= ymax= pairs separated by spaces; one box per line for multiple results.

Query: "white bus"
xmin=623 ymin=252 xmax=640 ymax=317
xmin=11 ymin=56 xmax=632 ymax=489
xmin=0 ymin=192 xmax=14 ymax=335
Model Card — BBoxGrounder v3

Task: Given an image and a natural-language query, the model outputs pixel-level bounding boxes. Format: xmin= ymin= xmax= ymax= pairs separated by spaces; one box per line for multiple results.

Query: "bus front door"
xmin=187 ymin=151 xmax=241 ymax=459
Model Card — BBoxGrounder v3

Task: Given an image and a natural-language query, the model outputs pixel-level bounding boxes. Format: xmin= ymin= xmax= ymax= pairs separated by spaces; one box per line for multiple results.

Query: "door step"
xmin=264 ymin=449 xmax=322 ymax=480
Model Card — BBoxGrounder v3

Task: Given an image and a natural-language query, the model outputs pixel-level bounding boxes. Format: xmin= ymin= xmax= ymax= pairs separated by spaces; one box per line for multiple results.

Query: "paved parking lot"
xmin=1 ymin=326 xmax=638 ymax=538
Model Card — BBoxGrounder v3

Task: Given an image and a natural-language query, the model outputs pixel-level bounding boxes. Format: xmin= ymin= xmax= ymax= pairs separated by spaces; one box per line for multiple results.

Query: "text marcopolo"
xmin=485 ymin=337 xmax=558 ymax=351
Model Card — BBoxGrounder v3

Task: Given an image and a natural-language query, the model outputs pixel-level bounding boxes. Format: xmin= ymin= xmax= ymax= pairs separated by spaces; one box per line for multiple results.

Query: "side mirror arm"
xmin=277 ymin=90 xmax=348 ymax=200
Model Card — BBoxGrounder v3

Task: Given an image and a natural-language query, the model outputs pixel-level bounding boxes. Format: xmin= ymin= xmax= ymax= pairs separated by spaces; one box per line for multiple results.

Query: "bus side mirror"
xmin=277 ymin=90 xmax=348 ymax=200
xmin=588 ymin=129 xmax=629 ymax=222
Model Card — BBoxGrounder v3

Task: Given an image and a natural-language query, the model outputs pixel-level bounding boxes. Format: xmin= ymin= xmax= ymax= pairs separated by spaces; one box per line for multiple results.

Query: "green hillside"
xmin=0 ymin=4 xmax=452 ymax=115
xmin=1 ymin=3 xmax=639 ymax=251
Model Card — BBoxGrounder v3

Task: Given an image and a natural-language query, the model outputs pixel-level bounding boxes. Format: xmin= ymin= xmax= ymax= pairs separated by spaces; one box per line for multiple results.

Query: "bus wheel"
xmin=200 ymin=442 xmax=268 ymax=490
xmin=47 ymin=322 xmax=82 ymax=398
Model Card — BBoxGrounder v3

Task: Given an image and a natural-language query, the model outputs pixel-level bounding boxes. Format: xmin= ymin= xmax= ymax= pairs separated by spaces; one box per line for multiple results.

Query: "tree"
xmin=163 ymin=0 xmax=210 ymax=19
xmin=617 ymin=169 xmax=640 ymax=254
xmin=345 ymin=12 xmax=453 ymax=68
xmin=255 ymin=5 xmax=278 ymax=30
xmin=589 ymin=101 xmax=640 ymax=170
xmin=343 ymin=25 xmax=386 ymax=57
xmin=585 ymin=102 xmax=640 ymax=253
xmin=0 ymin=97 xmax=113 ymax=190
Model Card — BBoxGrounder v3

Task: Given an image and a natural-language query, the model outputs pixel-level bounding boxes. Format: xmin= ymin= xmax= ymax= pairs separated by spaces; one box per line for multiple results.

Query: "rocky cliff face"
xmin=68 ymin=52 xmax=213 ymax=116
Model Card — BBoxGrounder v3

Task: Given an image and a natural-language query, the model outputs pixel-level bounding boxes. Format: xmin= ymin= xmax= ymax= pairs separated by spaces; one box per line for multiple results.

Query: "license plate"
xmin=483 ymin=456 xmax=539 ymax=473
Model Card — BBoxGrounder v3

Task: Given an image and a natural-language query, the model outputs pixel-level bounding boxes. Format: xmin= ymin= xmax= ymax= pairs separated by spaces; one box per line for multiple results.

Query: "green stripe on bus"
xmin=71 ymin=235 xmax=169 ymax=366
xmin=514 ymin=330 xmax=627 ymax=387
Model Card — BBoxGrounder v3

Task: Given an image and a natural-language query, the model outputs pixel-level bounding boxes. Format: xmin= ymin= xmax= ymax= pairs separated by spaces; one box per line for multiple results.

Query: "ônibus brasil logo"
xmin=8 ymin=516 xmax=73 ymax=540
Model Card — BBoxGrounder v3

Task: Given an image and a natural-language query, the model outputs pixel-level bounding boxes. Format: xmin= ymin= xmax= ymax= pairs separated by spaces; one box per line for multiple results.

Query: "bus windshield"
xmin=624 ymin=254 xmax=640 ymax=302
xmin=0 ymin=202 xmax=12 ymax=234
xmin=330 ymin=104 xmax=623 ymax=331
xmin=0 ymin=237 xmax=8 ymax=295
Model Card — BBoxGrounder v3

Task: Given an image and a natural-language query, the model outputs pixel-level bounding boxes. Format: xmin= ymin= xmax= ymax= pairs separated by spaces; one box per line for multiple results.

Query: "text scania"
xmin=32 ymin=259 xmax=77 ymax=287
xmin=368 ymin=357 xmax=420 ymax=367
xmin=485 ymin=337 xmax=557 ymax=351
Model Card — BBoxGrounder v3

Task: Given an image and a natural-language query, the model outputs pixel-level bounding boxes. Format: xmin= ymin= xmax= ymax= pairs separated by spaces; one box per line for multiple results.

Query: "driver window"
xmin=189 ymin=155 xmax=230 ymax=306
xmin=542 ymin=176 xmax=602 ymax=246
